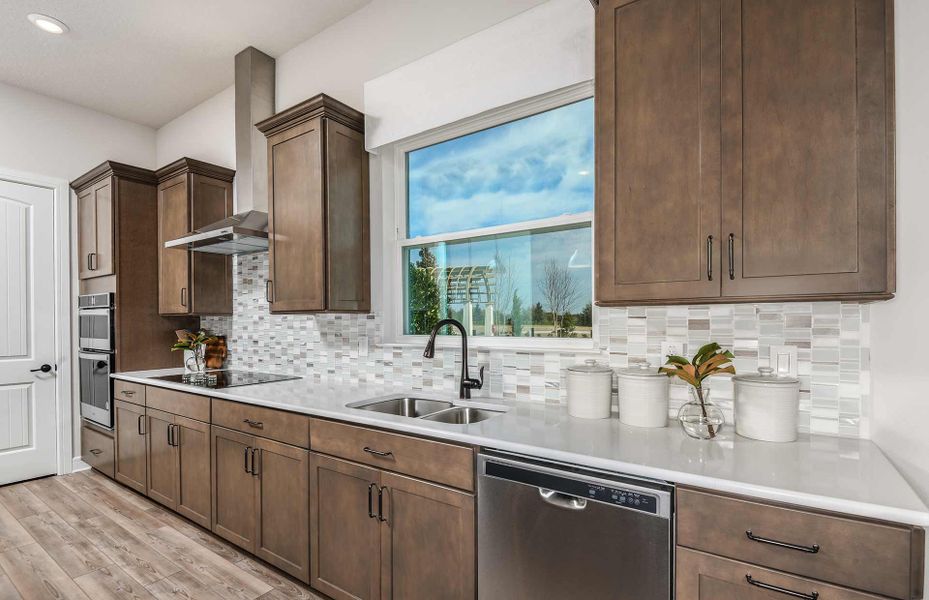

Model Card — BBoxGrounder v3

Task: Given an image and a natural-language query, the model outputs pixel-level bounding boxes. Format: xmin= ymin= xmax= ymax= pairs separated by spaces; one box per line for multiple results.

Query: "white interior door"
xmin=0 ymin=178 xmax=58 ymax=485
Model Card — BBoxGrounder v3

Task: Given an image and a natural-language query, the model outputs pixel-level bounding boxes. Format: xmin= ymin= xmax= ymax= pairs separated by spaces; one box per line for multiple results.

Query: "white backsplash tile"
xmin=202 ymin=253 xmax=870 ymax=438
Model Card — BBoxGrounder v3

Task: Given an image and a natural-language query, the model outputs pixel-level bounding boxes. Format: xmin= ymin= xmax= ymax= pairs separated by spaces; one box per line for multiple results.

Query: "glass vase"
xmin=677 ymin=387 xmax=725 ymax=440
xmin=185 ymin=345 xmax=206 ymax=374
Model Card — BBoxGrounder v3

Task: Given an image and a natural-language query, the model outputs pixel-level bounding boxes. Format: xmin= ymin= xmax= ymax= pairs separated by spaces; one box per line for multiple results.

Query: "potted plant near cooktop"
xmin=660 ymin=343 xmax=736 ymax=440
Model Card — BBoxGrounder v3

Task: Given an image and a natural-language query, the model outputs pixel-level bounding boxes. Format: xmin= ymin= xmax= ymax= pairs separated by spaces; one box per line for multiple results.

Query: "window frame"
xmin=379 ymin=81 xmax=598 ymax=351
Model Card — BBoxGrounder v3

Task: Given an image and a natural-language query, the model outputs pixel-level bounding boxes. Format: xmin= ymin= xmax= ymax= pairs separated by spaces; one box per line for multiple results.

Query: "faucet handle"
xmin=463 ymin=366 xmax=485 ymax=390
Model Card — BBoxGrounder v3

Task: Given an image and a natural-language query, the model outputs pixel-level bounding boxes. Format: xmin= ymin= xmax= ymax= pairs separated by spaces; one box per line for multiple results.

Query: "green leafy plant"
xmin=660 ymin=342 xmax=735 ymax=437
xmin=171 ymin=329 xmax=217 ymax=352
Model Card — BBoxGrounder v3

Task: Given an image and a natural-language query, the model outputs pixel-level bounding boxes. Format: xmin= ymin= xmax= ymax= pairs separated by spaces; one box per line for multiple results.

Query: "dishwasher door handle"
xmin=539 ymin=488 xmax=588 ymax=511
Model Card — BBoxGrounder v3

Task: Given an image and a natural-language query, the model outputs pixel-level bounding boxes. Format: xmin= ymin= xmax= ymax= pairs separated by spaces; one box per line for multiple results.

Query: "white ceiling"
xmin=0 ymin=0 xmax=372 ymax=127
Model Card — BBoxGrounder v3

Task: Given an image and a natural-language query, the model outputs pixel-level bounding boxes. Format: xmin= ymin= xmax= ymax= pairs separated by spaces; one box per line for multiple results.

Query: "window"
xmin=399 ymin=95 xmax=594 ymax=341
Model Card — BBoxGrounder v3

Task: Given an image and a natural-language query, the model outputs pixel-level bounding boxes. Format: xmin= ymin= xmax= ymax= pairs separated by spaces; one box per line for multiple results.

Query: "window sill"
xmin=381 ymin=336 xmax=601 ymax=354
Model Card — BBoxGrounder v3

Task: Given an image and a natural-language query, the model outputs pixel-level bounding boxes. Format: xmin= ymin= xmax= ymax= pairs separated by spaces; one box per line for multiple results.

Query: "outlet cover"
xmin=661 ymin=341 xmax=683 ymax=359
xmin=769 ymin=345 xmax=798 ymax=377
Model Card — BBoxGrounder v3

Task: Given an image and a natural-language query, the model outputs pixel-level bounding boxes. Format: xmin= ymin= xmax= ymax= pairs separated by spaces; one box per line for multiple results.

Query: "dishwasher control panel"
xmin=484 ymin=460 xmax=662 ymax=515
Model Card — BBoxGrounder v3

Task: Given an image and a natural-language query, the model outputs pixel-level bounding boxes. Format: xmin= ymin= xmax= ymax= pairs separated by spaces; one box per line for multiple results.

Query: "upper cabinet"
xmin=156 ymin=158 xmax=235 ymax=316
xmin=77 ymin=178 xmax=115 ymax=280
xmin=595 ymin=0 xmax=895 ymax=305
xmin=72 ymin=161 xmax=195 ymax=371
xmin=257 ymin=94 xmax=371 ymax=314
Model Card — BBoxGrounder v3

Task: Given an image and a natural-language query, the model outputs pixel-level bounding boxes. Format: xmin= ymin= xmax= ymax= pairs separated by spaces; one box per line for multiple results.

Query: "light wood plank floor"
xmin=0 ymin=470 xmax=324 ymax=600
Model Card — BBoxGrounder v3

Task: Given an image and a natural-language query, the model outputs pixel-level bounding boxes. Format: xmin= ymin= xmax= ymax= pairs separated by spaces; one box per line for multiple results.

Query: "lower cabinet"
xmin=114 ymin=399 xmax=147 ymax=494
xmin=81 ymin=423 xmax=115 ymax=479
xmin=309 ymin=452 xmax=475 ymax=600
xmin=677 ymin=547 xmax=886 ymax=600
xmin=211 ymin=426 xmax=310 ymax=583
xmin=146 ymin=408 xmax=211 ymax=528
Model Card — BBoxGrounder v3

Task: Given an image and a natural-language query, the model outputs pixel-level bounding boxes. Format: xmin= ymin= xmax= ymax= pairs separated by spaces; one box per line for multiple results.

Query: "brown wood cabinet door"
xmin=325 ymin=119 xmax=370 ymax=312
xmin=310 ymin=453 xmax=381 ymax=600
xmin=175 ymin=416 xmax=211 ymax=529
xmin=146 ymin=408 xmax=177 ymax=510
xmin=595 ymin=0 xmax=722 ymax=304
xmin=77 ymin=187 xmax=97 ymax=280
xmin=91 ymin=179 xmax=115 ymax=278
xmin=379 ymin=472 xmax=475 ymax=600
xmin=158 ymin=173 xmax=191 ymax=314
xmin=211 ymin=426 xmax=258 ymax=552
xmin=254 ymin=437 xmax=310 ymax=583
xmin=267 ymin=116 xmax=326 ymax=313
xmin=114 ymin=400 xmax=147 ymax=494
xmin=720 ymin=0 xmax=893 ymax=299
xmin=676 ymin=547 xmax=888 ymax=600
xmin=189 ymin=174 xmax=233 ymax=315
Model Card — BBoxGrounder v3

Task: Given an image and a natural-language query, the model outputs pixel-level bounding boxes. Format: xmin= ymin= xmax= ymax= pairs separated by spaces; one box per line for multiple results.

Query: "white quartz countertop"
xmin=112 ymin=369 xmax=929 ymax=527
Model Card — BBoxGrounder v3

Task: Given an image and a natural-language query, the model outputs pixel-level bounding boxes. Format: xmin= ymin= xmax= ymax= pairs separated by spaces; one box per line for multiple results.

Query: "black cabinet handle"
xmin=746 ymin=575 xmax=819 ymax=599
xmin=89 ymin=449 xmax=103 ymax=456
xmin=377 ymin=486 xmax=388 ymax=523
xmin=265 ymin=280 xmax=273 ymax=303
xmin=90 ymin=252 xmax=97 ymax=271
xmin=242 ymin=419 xmax=264 ymax=429
xmin=244 ymin=446 xmax=252 ymax=473
xmin=728 ymin=233 xmax=735 ymax=280
xmin=363 ymin=447 xmax=393 ymax=458
xmin=180 ymin=287 xmax=187 ymax=308
xmin=30 ymin=364 xmax=52 ymax=373
xmin=251 ymin=448 xmax=261 ymax=476
xmin=368 ymin=483 xmax=377 ymax=519
xmin=121 ymin=390 xmax=135 ymax=397
xmin=137 ymin=414 xmax=145 ymax=436
xmin=167 ymin=424 xmax=173 ymax=446
xmin=746 ymin=530 xmax=820 ymax=554
xmin=706 ymin=235 xmax=714 ymax=281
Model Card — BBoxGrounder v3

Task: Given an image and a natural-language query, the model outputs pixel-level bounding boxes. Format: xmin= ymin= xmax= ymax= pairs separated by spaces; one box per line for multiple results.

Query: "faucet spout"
xmin=423 ymin=319 xmax=484 ymax=399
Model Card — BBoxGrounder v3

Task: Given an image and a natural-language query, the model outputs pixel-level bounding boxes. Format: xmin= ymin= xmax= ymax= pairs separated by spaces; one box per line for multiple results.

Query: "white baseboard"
xmin=72 ymin=457 xmax=91 ymax=472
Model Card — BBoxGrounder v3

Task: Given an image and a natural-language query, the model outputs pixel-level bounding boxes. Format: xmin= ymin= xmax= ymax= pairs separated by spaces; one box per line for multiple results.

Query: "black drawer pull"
xmin=746 ymin=575 xmax=818 ymax=599
xmin=88 ymin=449 xmax=103 ymax=455
xmin=746 ymin=530 xmax=820 ymax=554
xmin=242 ymin=419 xmax=264 ymax=429
xmin=363 ymin=446 xmax=393 ymax=458
xmin=121 ymin=390 xmax=135 ymax=396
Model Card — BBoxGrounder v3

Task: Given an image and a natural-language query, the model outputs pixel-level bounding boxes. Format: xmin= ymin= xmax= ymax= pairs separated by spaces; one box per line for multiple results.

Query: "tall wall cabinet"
xmin=256 ymin=94 xmax=371 ymax=314
xmin=156 ymin=158 xmax=235 ymax=316
xmin=72 ymin=162 xmax=196 ymax=371
xmin=595 ymin=0 xmax=895 ymax=305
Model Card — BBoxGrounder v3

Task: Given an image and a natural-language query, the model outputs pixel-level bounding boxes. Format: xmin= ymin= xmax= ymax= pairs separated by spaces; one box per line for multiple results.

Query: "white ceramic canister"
xmin=733 ymin=367 xmax=801 ymax=442
xmin=566 ymin=359 xmax=614 ymax=419
xmin=617 ymin=364 xmax=670 ymax=428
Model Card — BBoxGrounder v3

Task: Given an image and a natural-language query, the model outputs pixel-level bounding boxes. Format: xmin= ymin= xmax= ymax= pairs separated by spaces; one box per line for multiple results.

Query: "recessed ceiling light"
xmin=27 ymin=13 xmax=69 ymax=34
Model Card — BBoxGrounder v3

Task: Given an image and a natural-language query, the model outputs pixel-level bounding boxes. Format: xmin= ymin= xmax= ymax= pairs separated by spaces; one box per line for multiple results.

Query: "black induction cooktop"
xmin=152 ymin=370 xmax=300 ymax=389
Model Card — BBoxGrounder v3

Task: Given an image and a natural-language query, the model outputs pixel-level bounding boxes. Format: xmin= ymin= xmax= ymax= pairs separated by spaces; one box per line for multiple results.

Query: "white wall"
xmin=154 ymin=85 xmax=235 ymax=169
xmin=0 ymin=82 xmax=156 ymax=180
xmin=154 ymin=0 xmax=548 ymax=165
xmin=871 ymin=0 xmax=929 ymax=507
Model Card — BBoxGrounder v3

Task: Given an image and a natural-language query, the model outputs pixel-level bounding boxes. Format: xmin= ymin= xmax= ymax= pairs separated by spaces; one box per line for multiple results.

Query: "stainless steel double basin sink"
xmin=346 ymin=395 xmax=504 ymax=425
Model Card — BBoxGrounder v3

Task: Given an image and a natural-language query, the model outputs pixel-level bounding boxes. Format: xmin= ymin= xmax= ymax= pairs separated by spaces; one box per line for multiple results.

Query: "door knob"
xmin=30 ymin=364 xmax=53 ymax=373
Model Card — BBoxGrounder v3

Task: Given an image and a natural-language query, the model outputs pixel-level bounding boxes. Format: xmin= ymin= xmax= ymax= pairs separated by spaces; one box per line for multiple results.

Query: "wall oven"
xmin=78 ymin=293 xmax=114 ymax=428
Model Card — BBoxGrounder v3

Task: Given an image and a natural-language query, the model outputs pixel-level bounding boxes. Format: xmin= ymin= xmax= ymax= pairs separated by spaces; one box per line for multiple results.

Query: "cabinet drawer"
xmin=81 ymin=424 xmax=114 ymax=479
xmin=147 ymin=386 xmax=210 ymax=422
xmin=113 ymin=380 xmax=146 ymax=405
xmin=309 ymin=418 xmax=474 ymax=491
xmin=677 ymin=487 xmax=925 ymax=599
xmin=677 ymin=547 xmax=889 ymax=600
xmin=212 ymin=398 xmax=308 ymax=448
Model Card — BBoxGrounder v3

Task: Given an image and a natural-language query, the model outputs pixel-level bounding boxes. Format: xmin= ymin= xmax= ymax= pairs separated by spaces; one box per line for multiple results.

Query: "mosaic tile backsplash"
xmin=202 ymin=253 xmax=870 ymax=438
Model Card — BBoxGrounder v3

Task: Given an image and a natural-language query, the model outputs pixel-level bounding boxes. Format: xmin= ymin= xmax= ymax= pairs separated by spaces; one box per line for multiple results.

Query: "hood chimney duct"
xmin=234 ymin=46 xmax=275 ymax=213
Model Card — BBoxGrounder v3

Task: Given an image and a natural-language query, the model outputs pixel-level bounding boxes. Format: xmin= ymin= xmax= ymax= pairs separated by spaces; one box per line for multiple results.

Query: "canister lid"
xmin=567 ymin=359 xmax=613 ymax=374
xmin=617 ymin=363 xmax=665 ymax=378
xmin=732 ymin=366 xmax=799 ymax=385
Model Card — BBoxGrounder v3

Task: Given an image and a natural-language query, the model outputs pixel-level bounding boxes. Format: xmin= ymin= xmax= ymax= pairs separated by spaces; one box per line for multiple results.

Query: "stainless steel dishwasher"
xmin=478 ymin=451 xmax=673 ymax=600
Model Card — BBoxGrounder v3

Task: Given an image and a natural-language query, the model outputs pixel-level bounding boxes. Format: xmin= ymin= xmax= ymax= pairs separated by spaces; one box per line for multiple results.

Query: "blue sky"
xmin=407 ymin=98 xmax=594 ymax=238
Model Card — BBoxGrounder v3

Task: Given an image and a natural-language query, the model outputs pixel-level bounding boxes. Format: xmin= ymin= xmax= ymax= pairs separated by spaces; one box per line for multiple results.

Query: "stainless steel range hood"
xmin=164 ymin=210 xmax=269 ymax=255
xmin=166 ymin=47 xmax=275 ymax=255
